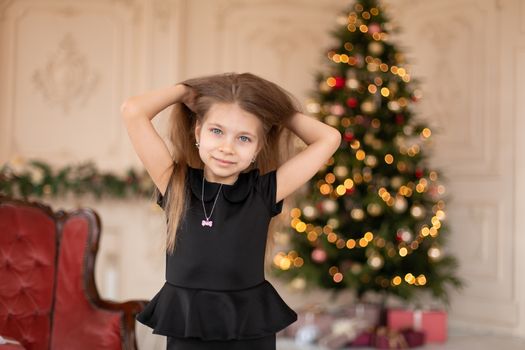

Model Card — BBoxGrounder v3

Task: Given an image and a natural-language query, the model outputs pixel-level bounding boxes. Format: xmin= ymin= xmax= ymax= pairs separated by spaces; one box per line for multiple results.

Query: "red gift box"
xmin=387 ymin=308 xmax=447 ymax=343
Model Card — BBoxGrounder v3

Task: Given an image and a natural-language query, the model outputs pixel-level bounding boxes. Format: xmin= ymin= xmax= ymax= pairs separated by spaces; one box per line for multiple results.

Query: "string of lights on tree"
xmin=270 ymin=0 xmax=462 ymax=303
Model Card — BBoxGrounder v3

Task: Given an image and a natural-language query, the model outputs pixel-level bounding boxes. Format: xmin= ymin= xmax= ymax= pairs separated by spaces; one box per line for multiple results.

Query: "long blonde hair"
xmin=158 ymin=72 xmax=302 ymax=269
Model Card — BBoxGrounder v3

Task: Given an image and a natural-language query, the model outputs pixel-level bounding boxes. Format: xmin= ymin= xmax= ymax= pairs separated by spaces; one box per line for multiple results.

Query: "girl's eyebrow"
xmin=207 ymin=122 xmax=257 ymax=138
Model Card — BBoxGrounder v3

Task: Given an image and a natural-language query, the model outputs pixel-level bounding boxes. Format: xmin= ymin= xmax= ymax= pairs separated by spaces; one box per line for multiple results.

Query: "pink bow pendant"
xmin=201 ymin=219 xmax=213 ymax=227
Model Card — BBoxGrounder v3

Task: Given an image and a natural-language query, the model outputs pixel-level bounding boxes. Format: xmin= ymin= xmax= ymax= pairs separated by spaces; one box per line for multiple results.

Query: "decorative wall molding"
xmin=518 ymin=1 xmax=525 ymax=34
xmin=388 ymin=0 xmax=499 ymax=178
xmin=32 ymin=33 xmax=99 ymax=114
xmin=514 ymin=45 xmax=525 ymax=337
xmin=0 ymin=0 xmax=15 ymax=21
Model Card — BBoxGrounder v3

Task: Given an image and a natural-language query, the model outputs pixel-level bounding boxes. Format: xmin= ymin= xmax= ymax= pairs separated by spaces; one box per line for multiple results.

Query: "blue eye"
xmin=210 ymin=128 xmax=251 ymax=142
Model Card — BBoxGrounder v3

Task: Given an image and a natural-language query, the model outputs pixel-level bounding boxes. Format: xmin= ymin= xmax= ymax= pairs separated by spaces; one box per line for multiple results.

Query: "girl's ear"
xmin=194 ymin=119 xmax=202 ymax=141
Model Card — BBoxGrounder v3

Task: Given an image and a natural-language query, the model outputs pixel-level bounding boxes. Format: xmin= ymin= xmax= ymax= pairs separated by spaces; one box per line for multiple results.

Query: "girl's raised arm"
xmin=275 ymin=112 xmax=342 ymax=203
xmin=120 ymin=84 xmax=193 ymax=195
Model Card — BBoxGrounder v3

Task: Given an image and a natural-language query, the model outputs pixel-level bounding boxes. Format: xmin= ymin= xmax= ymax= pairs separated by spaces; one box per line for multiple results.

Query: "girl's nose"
xmin=220 ymin=139 xmax=235 ymax=153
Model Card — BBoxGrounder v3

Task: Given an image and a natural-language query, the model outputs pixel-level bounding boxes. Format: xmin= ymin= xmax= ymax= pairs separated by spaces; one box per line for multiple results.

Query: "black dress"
xmin=136 ymin=165 xmax=298 ymax=350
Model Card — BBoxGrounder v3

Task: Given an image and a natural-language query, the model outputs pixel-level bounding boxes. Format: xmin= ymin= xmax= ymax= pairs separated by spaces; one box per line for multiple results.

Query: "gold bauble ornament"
xmin=387 ymin=100 xmax=400 ymax=112
xmin=428 ymin=245 xmax=442 ymax=261
xmin=361 ymin=100 xmax=376 ymax=114
xmin=364 ymin=133 xmax=374 ymax=144
xmin=390 ymin=176 xmax=404 ymax=189
xmin=396 ymin=227 xmax=413 ymax=242
xmin=371 ymin=139 xmax=383 ymax=150
xmin=334 ymin=165 xmax=349 ymax=178
xmin=324 ymin=115 xmax=339 ymax=127
xmin=403 ymin=125 xmax=414 ymax=135
xmin=351 ymin=208 xmax=365 ymax=220
xmin=393 ymin=195 xmax=408 ymax=213
xmin=322 ymin=199 xmax=338 ymax=214
xmin=367 ymin=253 xmax=384 ymax=270
xmin=327 ymin=218 xmax=340 ymax=229
xmin=302 ymin=205 xmax=318 ymax=219
xmin=364 ymin=155 xmax=378 ymax=167
xmin=346 ymin=78 xmax=360 ymax=90
xmin=367 ymin=202 xmax=383 ymax=216
xmin=368 ymin=41 xmax=384 ymax=55
xmin=410 ymin=203 xmax=426 ymax=219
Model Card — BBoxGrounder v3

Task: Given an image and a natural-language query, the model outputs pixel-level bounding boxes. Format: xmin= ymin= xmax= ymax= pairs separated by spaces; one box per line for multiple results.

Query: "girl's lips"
xmin=214 ymin=157 xmax=235 ymax=165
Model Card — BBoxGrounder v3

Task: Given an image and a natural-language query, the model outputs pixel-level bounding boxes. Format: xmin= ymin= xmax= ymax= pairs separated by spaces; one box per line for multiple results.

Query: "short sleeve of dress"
xmin=155 ymin=165 xmax=177 ymax=210
xmin=255 ymin=169 xmax=284 ymax=217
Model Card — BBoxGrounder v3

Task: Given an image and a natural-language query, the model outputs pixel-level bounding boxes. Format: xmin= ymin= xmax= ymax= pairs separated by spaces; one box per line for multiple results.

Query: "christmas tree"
xmin=271 ymin=0 xmax=462 ymax=303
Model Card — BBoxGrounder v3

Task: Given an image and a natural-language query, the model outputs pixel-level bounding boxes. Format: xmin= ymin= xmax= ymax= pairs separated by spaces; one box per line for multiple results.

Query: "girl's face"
xmin=195 ymin=102 xmax=263 ymax=185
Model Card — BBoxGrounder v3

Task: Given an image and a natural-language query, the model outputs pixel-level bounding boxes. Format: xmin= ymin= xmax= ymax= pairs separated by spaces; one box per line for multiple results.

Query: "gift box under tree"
xmin=387 ymin=308 xmax=447 ymax=343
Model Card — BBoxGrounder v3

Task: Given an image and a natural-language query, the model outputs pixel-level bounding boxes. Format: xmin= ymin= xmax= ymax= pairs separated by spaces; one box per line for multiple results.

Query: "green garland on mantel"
xmin=0 ymin=156 xmax=154 ymax=200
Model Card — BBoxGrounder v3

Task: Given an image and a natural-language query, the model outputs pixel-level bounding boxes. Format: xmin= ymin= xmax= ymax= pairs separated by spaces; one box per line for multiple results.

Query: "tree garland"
xmin=0 ymin=155 xmax=154 ymax=200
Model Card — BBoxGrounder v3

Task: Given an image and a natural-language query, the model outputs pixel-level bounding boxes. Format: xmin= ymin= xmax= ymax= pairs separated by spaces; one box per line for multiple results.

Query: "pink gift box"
xmin=387 ymin=308 xmax=447 ymax=343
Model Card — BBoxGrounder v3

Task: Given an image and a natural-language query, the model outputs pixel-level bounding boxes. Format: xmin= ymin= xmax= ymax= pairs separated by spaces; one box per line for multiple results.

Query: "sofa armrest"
xmin=90 ymin=299 xmax=149 ymax=350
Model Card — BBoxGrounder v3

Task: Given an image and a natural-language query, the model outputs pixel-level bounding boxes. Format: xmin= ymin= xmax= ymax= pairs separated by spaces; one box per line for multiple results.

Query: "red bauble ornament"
xmin=415 ymin=168 xmax=424 ymax=178
xmin=395 ymin=114 xmax=404 ymax=124
xmin=315 ymin=201 xmax=324 ymax=214
xmin=355 ymin=114 xmax=366 ymax=125
xmin=346 ymin=97 xmax=359 ymax=108
xmin=368 ymin=23 xmax=381 ymax=34
xmin=334 ymin=76 xmax=345 ymax=89
xmin=429 ymin=185 xmax=439 ymax=197
xmin=343 ymin=130 xmax=355 ymax=142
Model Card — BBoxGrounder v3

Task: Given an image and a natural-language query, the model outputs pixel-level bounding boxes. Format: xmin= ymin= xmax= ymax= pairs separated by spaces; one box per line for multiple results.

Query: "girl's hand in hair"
xmin=178 ymin=83 xmax=198 ymax=113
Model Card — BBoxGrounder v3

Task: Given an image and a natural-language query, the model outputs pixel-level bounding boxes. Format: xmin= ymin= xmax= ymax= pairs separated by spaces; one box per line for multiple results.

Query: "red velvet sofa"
xmin=0 ymin=195 xmax=146 ymax=350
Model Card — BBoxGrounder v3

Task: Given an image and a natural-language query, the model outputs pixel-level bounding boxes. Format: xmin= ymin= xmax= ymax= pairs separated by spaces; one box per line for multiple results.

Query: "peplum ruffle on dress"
xmin=136 ymin=279 xmax=297 ymax=340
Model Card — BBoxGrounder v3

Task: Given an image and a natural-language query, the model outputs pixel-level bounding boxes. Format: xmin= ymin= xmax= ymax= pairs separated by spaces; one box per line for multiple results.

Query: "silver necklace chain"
xmin=201 ymin=173 xmax=222 ymax=227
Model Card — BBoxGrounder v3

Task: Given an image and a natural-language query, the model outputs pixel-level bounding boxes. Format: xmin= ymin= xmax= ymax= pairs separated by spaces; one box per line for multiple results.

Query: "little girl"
xmin=121 ymin=72 xmax=341 ymax=350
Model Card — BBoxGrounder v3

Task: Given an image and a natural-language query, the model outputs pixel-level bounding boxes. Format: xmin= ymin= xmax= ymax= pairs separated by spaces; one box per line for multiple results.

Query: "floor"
xmin=276 ymin=333 xmax=525 ymax=350
xmin=136 ymin=322 xmax=525 ymax=350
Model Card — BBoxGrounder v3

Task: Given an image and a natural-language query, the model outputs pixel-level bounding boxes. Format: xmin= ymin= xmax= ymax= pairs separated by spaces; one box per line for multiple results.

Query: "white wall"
xmin=383 ymin=0 xmax=525 ymax=337
xmin=0 ymin=0 xmax=523 ymax=344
